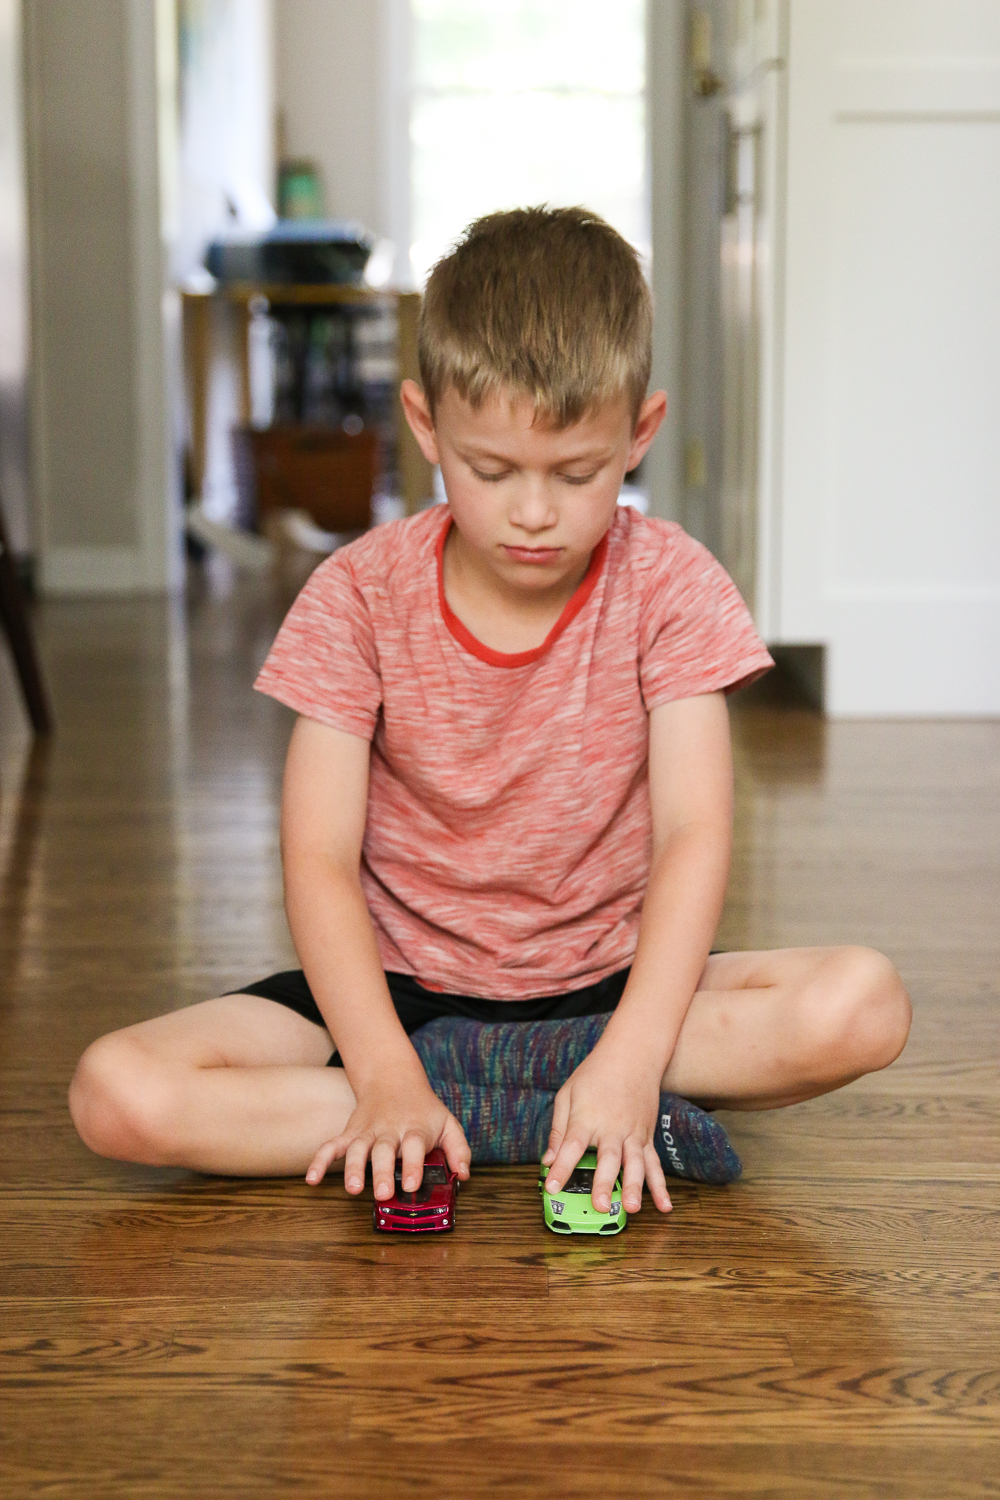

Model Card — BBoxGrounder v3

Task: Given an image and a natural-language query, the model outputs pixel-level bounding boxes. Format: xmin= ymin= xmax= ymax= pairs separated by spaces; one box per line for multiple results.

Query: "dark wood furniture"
xmin=181 ymin=284 xmax=433 ymax=523
xmin=0 ymin=493 xmax=52 ymax=733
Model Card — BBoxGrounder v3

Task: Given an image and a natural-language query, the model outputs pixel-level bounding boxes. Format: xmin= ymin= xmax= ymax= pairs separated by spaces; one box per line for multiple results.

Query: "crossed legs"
xmin=69 ymin=945 xmax=911 ymax=1176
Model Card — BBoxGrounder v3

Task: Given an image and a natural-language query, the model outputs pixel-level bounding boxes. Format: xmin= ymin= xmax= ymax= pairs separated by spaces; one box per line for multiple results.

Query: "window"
xmin=408 ymin=0 xmax=647 ymax=284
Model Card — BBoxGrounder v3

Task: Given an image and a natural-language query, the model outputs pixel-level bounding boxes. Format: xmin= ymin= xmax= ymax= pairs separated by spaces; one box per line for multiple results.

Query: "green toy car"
xmin=538 ymin=1149 xmax=627 ymax=1235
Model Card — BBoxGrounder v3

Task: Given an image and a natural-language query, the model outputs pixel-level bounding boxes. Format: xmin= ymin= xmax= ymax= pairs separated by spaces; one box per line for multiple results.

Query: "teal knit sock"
xmin=429 ymin=1080 xmax=555 ymax=1165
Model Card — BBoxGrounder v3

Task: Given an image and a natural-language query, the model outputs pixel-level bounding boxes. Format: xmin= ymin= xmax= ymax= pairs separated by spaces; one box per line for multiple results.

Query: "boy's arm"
xmin=542 ymin=691 xmax=733 ymax=1215
xmin=281 ymin=716 xmax=471 ymax=1199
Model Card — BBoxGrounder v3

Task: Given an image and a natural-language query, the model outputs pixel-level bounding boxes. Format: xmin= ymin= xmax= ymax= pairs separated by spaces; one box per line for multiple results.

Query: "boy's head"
xmin=417 ymin=205 xmax=653 ymax=430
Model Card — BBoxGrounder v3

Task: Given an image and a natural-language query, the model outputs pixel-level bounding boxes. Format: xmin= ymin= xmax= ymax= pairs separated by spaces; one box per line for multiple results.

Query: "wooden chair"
xmin=0 ymin=492 xmax=52 ymax=733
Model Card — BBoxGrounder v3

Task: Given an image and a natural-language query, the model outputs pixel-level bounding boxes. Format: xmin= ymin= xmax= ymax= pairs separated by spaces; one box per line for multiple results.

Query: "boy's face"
xmin=401 ymin=382 xmax=666 ymax=603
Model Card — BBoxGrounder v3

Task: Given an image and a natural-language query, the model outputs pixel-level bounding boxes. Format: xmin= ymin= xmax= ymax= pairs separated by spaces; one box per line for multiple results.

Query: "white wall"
xmin=275 ymin=0 xmax=383 ymax=233
xmin=176 ymin=0 xmax=275 ymax=281
xmin=23 ymin=0 xmax=180 ymax=594
xmin=274 ymin=0 xmax=410 ymax=282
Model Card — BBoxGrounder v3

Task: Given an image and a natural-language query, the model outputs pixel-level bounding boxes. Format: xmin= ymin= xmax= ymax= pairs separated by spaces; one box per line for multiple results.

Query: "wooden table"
xmin=180 ymin=283 xmax=433 ymax=515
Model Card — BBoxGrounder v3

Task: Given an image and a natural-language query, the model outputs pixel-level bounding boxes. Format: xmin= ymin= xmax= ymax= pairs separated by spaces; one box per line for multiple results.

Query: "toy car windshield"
xmin=393 ymin=1163 xmax=448 ymax=1186
xmin=562 ymin=1166 xmax=596 ymax=1194
xmin=390 ymin=1162 xmax=449 ymax=1202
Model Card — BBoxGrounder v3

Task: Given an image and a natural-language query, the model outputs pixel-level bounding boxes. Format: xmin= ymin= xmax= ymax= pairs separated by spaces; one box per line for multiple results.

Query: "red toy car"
xmin=372 ymin=1147 xmax=459 ymax=1233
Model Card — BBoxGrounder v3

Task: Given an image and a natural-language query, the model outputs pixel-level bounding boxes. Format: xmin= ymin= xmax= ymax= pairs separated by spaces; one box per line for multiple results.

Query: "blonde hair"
xmin=417 ymin=206 xmax=652 ymax=429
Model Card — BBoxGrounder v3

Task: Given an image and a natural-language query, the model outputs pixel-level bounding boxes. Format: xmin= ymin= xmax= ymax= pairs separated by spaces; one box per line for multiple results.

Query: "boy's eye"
xmin=559 ymin=471 xmax=599 ymax=486
xmin=472 ymin=468 xmax=510 ymax=483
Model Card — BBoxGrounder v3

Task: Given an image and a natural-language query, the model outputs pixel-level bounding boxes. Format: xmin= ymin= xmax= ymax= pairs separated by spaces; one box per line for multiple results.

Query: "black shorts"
xmin=231 ymin=967 xmax=631 ymax=1067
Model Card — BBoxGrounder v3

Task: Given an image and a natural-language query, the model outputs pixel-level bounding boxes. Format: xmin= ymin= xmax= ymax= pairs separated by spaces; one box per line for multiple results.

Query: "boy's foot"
xmin=654 ymin=1094 xmax=742 ymax=1184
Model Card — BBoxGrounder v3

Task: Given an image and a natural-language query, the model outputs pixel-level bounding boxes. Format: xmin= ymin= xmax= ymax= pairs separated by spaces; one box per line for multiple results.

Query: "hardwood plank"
xmin=0 ymin=1299 xmax=794 ymax=1364
xmin=343 ymin=1359 xmax=1000 ymax=1439
xmin=546 ymin=1260 xmax=1000 ymax=1299
xmin=2 ymin=1441 xmax=999 ymax=1500
xmin=4 ymin=1356 xmax=999 ymax=1440
xmin=5 ymin=1417 xmax=999 ymax=1499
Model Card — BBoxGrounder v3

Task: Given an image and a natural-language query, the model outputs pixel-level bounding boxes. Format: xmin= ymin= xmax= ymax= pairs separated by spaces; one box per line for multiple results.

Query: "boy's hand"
xmin=541 ymin=1049 xmax=672 ymax=1216
xmin=305 ymin=1072 xmax=471 ymax=1200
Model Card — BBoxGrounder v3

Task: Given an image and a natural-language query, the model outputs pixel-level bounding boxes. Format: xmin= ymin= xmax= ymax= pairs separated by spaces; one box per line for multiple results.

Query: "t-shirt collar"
xmin=435 ymin=512 xmax=610 ymax=668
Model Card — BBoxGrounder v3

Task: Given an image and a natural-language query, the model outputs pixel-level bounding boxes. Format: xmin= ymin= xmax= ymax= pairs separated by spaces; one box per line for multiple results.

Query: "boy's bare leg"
xmin=70 ymin=947 xmax=909 ymax=1176
xmin=69 ymin=996 xmax=356 ymax=1177
xmin=664 ymin=945 xmax=911 ymax=1110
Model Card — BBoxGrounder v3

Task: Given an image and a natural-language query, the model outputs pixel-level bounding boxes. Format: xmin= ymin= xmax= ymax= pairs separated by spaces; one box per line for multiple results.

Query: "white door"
xmin=778 ymin=0 xmax=1000 ymax=714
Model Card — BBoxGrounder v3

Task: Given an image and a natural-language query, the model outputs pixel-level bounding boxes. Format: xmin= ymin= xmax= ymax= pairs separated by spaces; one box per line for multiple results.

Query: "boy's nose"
xmin=510 ymin=480 xmax=558 ymax=533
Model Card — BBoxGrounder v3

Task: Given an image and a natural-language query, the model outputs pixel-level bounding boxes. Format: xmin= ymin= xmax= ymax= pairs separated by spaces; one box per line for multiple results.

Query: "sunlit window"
xmin=409 ymin=0 xmax=647 ymax=285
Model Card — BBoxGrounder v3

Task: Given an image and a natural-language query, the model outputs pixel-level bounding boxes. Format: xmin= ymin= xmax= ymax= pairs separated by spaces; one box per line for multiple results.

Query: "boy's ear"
xmin=400 ymin=380 xmax=441 ymax=465
xmin=626 ymin=391 xmax=668 ymax=472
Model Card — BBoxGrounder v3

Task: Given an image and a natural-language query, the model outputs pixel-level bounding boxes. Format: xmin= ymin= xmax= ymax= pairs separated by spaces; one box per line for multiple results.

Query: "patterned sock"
xmin=429 ymin=1080 xmax=555 ymax=1165
xmin=411 ymin=1012 xmax=612 ymax=1091
xmin=413 ymin=1017 xmax=743 ymax=1183
xmin=654 ymin=1094 xmax=742 ymax=1184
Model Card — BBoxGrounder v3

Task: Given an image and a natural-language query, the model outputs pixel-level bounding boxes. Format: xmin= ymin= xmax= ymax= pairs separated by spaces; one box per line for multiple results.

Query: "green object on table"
xmin=538 ymin=1149 xmax=627 ymax=1236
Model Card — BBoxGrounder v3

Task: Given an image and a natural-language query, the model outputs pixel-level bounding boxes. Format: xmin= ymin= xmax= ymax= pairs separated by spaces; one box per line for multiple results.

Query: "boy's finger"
xmin=542 ymin=1091 xmax=571 ymax=1166
xmin=343 ymin=1137 xmax=371 ymax=1195
xmin=304 ymin=1136 xmax=341 ymax=1186
xmin=544 ymin=1133 xmax=589 ymax=1195
xmin=620 ymin=1137 xmax=646 ymax=1213
xmin=643 ymin=1142 xmax=673 ymax=1213
xmin=370 ymin=1137 xmax=397 ymax=1201
xmin=399 ymin=1130 xmax=427 ymax=1193
xmin=440 ymin=1113 xmax=472 ymax=1179
xmin=591 ymin=1144 xmax=623 ymax=1214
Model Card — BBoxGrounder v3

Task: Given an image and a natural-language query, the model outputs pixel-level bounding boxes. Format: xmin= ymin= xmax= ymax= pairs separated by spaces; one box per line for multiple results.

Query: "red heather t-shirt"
xmin=255 ymin=504 xmax=772 ymax=1000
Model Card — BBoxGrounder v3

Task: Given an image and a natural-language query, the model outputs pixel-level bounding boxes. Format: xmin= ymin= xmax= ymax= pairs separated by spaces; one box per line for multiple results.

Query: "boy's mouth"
xmin=503 ymin=545 xmax=563 ymax=565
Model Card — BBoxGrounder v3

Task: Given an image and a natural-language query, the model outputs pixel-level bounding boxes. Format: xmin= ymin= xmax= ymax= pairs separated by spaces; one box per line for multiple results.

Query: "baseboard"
xmin=39 ymin=545 xmax=144 ymax=595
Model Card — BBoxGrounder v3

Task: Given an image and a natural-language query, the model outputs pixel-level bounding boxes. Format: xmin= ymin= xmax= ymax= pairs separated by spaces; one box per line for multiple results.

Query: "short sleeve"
xmin=254 ymin=552 xmax=382 ymax=738
xmin=638 ymin=530 xmax=773 ymax=708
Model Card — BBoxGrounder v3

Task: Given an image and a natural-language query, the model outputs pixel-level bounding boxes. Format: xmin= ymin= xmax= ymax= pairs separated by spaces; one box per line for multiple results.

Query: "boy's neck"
xmin=442 ymin=521 xmax=599 ymax=657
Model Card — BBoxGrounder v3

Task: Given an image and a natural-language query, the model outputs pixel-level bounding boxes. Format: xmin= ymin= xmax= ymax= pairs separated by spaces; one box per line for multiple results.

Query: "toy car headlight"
xmin=550 ymin=1201 xmax=564 ymax=1216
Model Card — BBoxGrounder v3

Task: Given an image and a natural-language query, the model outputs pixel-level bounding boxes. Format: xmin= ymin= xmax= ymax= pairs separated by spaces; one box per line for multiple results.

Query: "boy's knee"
xmin=803 ymin=947 xmax=911 ymax=1079
xmin=69 ymin=1033 xmax=178 ymax=1165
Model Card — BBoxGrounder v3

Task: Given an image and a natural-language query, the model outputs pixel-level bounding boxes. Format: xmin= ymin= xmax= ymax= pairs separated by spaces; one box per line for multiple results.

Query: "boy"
xmin=70 ymin=207 xmax=911 ymax=1219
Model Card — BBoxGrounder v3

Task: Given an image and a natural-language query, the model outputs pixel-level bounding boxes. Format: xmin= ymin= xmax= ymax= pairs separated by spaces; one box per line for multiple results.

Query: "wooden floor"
xmin=1 ymin=559 xmax=999 ymax=1498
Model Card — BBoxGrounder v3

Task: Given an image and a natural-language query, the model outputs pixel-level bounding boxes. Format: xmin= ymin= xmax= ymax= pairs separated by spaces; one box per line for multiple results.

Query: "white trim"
xmin=40 ymin=546 xmax=145 ymax=595
xmin=646 ymin=0 xmax=685 ymax=523
xmin=126 ymin=0 xmax=183 ymax=593
xmin=753 ymin=0 xmax=791 ymax=642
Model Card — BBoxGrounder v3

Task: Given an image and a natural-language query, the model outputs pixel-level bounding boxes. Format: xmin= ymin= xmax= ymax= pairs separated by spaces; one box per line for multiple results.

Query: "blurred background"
xmin=1 ymin=0 xmax=999 ymax=714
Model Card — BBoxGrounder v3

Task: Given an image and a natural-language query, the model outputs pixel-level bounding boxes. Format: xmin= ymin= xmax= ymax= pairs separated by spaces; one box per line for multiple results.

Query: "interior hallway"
xmin=1 ymin=564 xmax=998 ymax=1497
